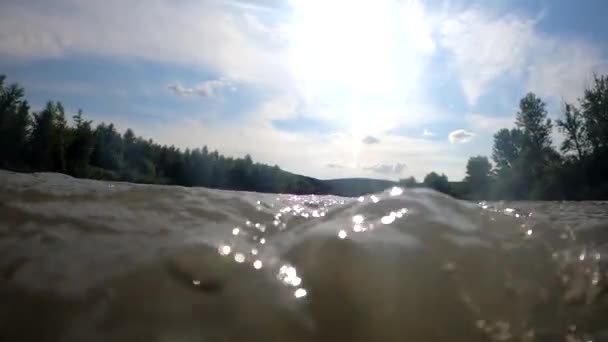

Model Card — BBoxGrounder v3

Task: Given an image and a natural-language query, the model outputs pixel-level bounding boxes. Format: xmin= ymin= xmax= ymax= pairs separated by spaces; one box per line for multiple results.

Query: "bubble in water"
xmin=294 ymin=288 xmax=307 ymax=298
xmin=371 ymin=195 xmax=379 ymax=203
xmin=390 ymin=186 xmax=403 ymax=196
xmin=251 ymin=248 xmax=258 ymax=255
xmin=353 ymin=214 xmax=364 ymax=224
xmin=253 ymin=260 xmax=263 ymax=270
xmin=232 ymin=227 xmax=240 ymax=235
xmin=338 ymin=230 xmax=347 ymax=239
xmin=234 ymin=253 xmax=246 ymax=263
xmin=353 ymin=224 xmax=363 ymax=232
xmin=260 ymin=238 xmax=266 ymax=244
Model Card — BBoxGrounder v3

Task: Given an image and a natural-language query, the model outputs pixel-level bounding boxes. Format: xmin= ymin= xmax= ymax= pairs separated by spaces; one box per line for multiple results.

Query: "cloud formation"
xmin=361 ymin=135 xmax=380 ymax=145
xmin=326 ymin=163 xmax=347 ymax=169
xmin=440 ymin=9 xmax=604 ymax=104
xmin=362 ymin=162 xmax=407 ymax=175
xmin=422 ymin=129 xmax=435 ymax=137
xmin=168 ymin=79 xmax=234 ymax=98
xmin=448 ymin=129 xmax=475 ymax=144
xmin=465 ymin=113 xmax=514 ymax=133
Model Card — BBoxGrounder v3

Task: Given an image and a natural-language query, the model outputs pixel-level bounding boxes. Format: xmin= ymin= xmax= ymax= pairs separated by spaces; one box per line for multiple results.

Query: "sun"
xmin=285 ymin=0 xmax=435 ymax=144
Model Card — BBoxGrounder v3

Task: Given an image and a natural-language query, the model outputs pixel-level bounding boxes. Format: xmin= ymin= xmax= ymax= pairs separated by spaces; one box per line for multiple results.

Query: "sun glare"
xmin=287 ymin=0 xmax=434 ymax=144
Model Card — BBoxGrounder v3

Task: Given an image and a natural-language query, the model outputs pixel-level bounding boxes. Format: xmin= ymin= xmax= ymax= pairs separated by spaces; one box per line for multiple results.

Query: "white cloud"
xmin=362 ymin=162 xmax=407 ymax=175
xmin=440 ymin=9 xmax=604 ymax=105
xmin=325 ymin=163 xmax=347 ymax=169
xmin=465 ymin=113 xmax=514 ymax=133
xmin=422 ymin=129 xmax=435 ymax=137
xmin=0 ymin=0 xmax=291 ymax=89
xmin=168 ymin=79 xmax=234 ymax=98
xmin=440 ymin=10 xmax=534 ymax=105
xmin=448 ymin=129 xmax=475 ymax=144
xmin=361 ymin=135 xmax=380 ymax=145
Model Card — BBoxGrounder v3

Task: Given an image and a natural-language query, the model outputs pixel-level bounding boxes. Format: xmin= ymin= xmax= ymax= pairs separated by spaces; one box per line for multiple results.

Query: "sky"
xmin=0 ymin=0 xmax=607 ymax=181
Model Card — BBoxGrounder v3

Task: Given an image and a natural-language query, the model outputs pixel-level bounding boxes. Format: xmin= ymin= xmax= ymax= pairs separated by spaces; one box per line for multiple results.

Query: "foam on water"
xmin=0 ymin=170 xmax=607 ymax=341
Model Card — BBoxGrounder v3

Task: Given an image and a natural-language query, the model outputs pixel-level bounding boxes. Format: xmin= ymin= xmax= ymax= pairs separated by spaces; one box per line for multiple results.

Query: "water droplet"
xmin=251 ymin=248 xmax=258 ymax=255
xmin=390 ymin=187 xmax=403 ymax=196
xmin=357 ymin=196 xmax=364 ymax=202
xmin=294 ymin=288 xmax=307 ymax=298
xmin=253 ymin=260 xmax=263 ymax=270
xmin=292 ymin=276 xmax=302 ymax=286
xmin=370 ymin=195 xmax=379 ymax=203
xmin=353 ymin=224 xmax=362 ymax=232
xmin=232 ymin=227 xmax=240 ymax=235
xmin=312 ymin=210 xmax=320 ymax=217
xmin=260 ymin=238 xmax=266 ymax=244
xmin=353 ymin=214 xmax=364 ymax=224
xmin=338 ymin=230 xmax=347 ymax=239
xmin=579 ymin=253 xmax=586 ymax=261
xmin=234 ymin=253 xmax=246 ymax=263
xmin=192 ymin=279 xmax=201 ymax=286
xmin=526 ymin=229 xmax=533 ymax=236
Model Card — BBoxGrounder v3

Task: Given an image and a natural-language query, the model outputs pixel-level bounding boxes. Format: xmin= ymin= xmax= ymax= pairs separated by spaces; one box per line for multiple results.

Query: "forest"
xmin=400 ymin=74 xmax=608 ymax=200
xmin=1 ymin=73 xmax=607 ymax=199
xmin=0 ymin=75 xmax=334 ymax=194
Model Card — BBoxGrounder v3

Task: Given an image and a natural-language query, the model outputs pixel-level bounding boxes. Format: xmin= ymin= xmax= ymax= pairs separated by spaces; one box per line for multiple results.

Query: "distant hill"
xmin=322 ymin=178 xmax=397 ymax=197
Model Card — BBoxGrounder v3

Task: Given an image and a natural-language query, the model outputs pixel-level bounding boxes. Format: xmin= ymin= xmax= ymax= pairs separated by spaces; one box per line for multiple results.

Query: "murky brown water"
xmin=0 ymin=170 xmax=607 ymax=341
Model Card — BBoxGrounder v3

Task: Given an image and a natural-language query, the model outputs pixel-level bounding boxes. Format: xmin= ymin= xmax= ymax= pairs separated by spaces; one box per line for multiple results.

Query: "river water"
xmin=0 ymin=170 xmax=607 ymax=342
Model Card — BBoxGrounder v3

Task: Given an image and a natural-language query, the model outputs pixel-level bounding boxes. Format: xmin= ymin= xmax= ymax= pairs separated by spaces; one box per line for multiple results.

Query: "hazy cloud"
xmin=361 ymin=135 xmax=380 ymax=145
xmin=465 ymin=113 xmax=515 ymax=132
xmin=326 ymin=163 xmax=347 ymax=169
xmin=422 ymin=129 xmax=435 ymax=137
xmin=168 ymin=79 xmax=234 ymax=98
xmin=362 ymin=162 xmax=407 ymax=175
xmin=448 ymin=129 xmax=475 ymax=143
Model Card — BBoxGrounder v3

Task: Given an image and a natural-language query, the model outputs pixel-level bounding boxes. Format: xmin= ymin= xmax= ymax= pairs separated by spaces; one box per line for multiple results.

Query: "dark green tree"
xmin=66 ymin=110 xmax=95 ymax=176
xmin=398 ymin=176 xmax=417 ymax=188
xmin=556 ymin=103 xmax=589 ymax=160
xmin=0 ymin=77 xmax=30 ymax=168
xmin=423 ymin=172 xmax=450 ymax=194
xmin=464 ymin=156 xmax=492 ymax=199
xmin=580 ymin=74 xmax=608 ymax=152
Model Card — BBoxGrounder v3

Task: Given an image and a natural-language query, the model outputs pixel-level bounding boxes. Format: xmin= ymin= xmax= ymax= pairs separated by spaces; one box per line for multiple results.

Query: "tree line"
xmin=0 ymin=75 xmax=329 ymax=194
xmin=400 ymin=74 xmax=608 ymax=200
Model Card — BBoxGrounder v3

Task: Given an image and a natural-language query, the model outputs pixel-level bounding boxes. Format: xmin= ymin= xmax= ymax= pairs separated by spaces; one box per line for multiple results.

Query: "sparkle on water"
xmin=204 ymin=191 xmax=607 ymax=341
xmin=294 ymin=288 xmax=307 ymax=299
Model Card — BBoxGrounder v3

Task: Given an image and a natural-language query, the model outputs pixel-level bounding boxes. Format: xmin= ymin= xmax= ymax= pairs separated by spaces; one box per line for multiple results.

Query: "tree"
xmin=464 ymin=156 xmax=492 ymax=199
xmin=398 ymin=176 xmax=417 ymax=188
xmin=516 ymin=93 xmax=553 ymax=154
xmin=580 ymin=74 xmax=608 ymax=152
xmin=492 ymin=128 xmax=523 ymax=170
xmin=423 ymin=172 xmax=450 ymax=194
xmin=0 ymin=77 xmax=30 ymax=168
xmin=556 ymin=103 xmax=589 ymax=160
xmin=66 ymin=110 xmax=95 ymax=176
xmin=29 ymin=102 xmax=57 ymax=170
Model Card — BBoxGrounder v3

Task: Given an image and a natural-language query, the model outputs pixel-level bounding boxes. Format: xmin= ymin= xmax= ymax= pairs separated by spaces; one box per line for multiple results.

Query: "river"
xmin=0 ymin=170 xmax=607 ymax=341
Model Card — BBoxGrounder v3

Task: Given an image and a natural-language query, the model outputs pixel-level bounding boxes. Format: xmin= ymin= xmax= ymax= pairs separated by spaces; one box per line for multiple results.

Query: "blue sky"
xmin=0 ymin=0 xmax=606 ymax=180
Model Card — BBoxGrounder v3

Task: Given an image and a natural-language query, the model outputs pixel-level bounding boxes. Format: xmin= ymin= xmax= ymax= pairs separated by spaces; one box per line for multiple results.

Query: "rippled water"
xmin=0 ymin=170 xmax=607 ymax=342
